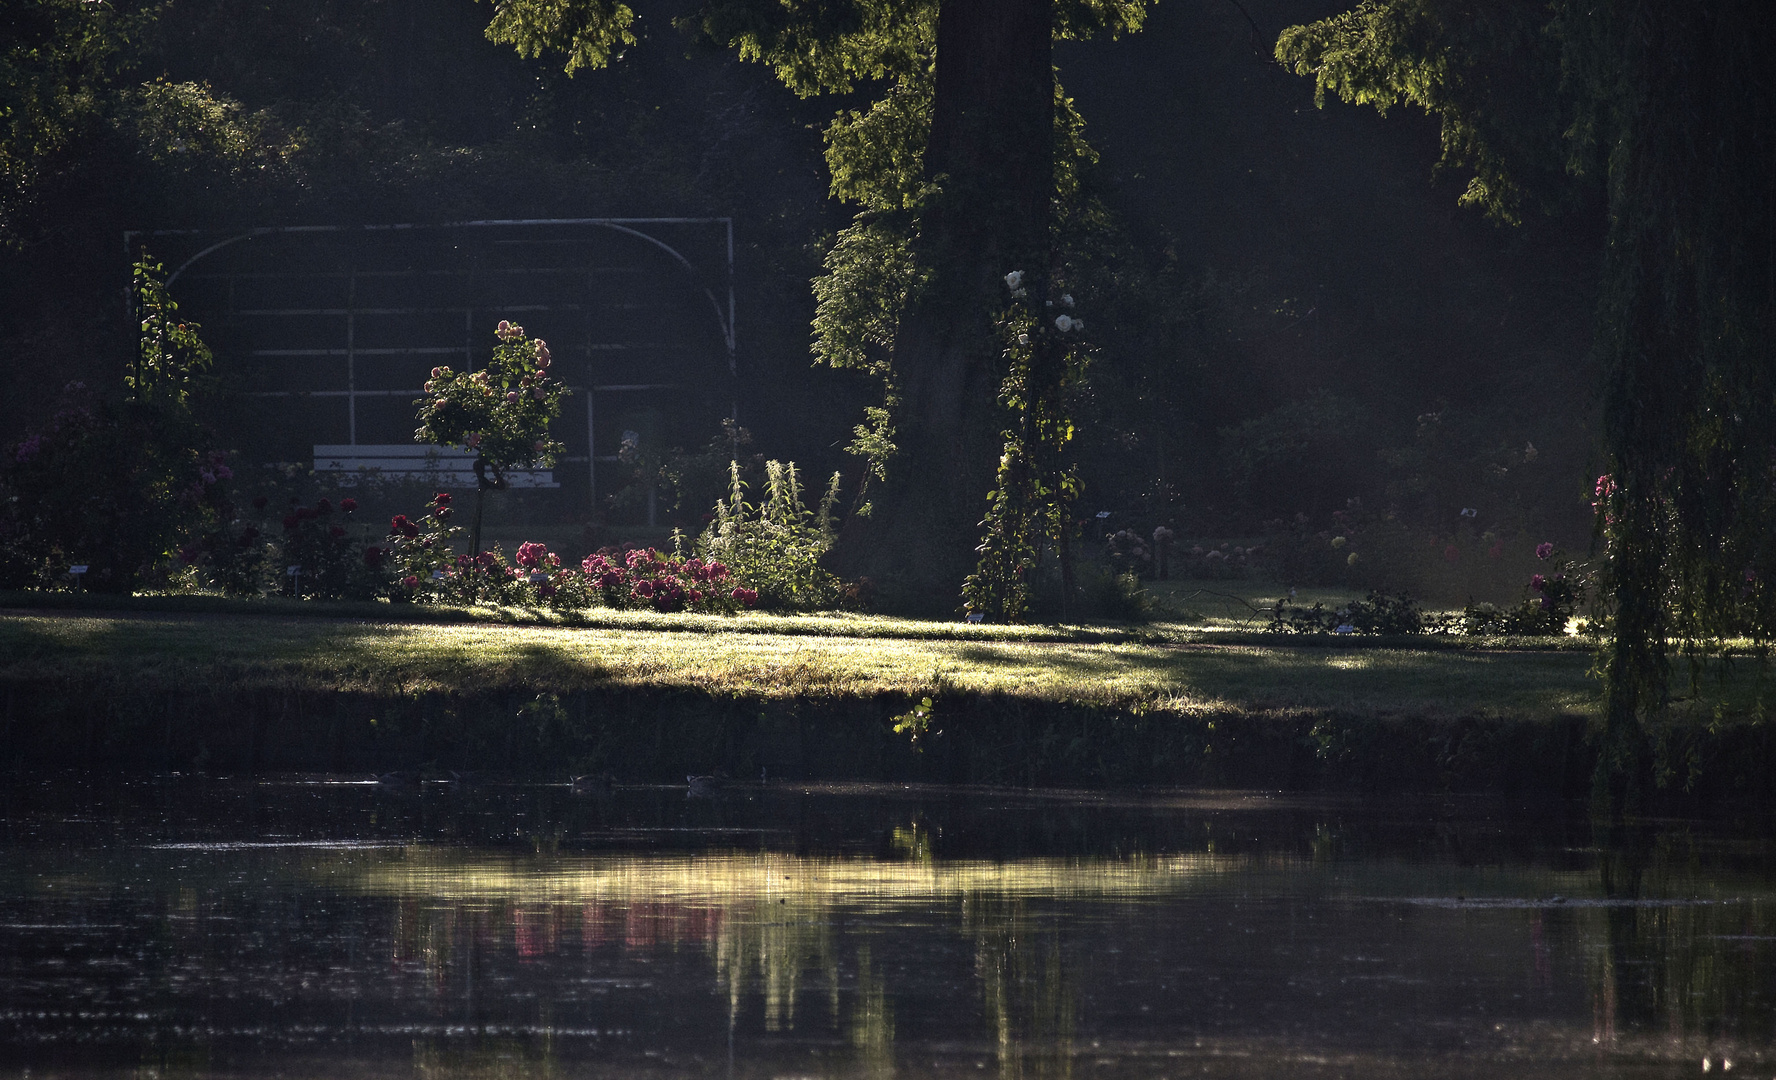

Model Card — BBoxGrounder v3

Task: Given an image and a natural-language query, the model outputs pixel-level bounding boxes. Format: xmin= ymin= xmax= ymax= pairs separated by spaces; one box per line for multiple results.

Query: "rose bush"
xmin=580 ymin=547 xmax=744 ymax=614
xmin=413 ymin=320 xmax=567 ymax=553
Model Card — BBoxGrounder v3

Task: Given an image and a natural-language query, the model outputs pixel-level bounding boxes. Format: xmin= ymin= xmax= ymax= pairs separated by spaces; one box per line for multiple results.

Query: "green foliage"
xmin=646 ymin=418 xmax=756 ymax=520
xmin=1265 ymin=542 xmax=1597 ymax=637
xmin=379 ymin=492 xmax=463 ymax=600
xmin=1082 ymin=564 xmax=1148 ymax=622
xmin=847 ymin=406 xmax=897 ymax=496
xmin=130 ymin=252 xmax=212 ymax=407
xmin=811 ymin=219 xmax=922 ymax=494
xmin=824 ymin=75 xmax=934 ymax=212
xmin=1 ymin=259 xmax=225 ymax=592
xmin=693 ymin=0 xmax=937 ymax=98
xmin=0 ymin=0 xmax=151 ymax=237
xmin=0 ymin=388 xmax=218 ymax=592
xmin=119 ymin=78 xmax=298 ymax=179
xmin=961 ymin=275 xmax=1090 ymax=623
xmin=487 ymin=1 xmax=1149 ymax=581
xmin=481 ymin=0 xmax=637 ymax=74
xmin=890 ymin=695 xmax=936 ymax=751
xmin=1267 ymin=591 xmax=1425 ymax=635
xmin=821 ymin=68 xmax=1097 ymax=214
xmin=698 ymin=460 xmax=843 ymax=611
xmin=413 ymin=320 xmax=567 ymax=487
xmin=1275 ymin=0 xmax=1576 ymax=224
xmin=1277 ymin=0 xmax=1776 ymax=805
xmin=1218 ymin=392 xmax=1374 ymax=516
xmin=813 ymin=219 xmax=924 ymax=377
xmin=274 ymin=497 xmax=385 ymax=601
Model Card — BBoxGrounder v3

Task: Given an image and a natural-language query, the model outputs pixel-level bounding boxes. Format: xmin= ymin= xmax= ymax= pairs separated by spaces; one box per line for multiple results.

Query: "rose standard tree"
xmin=413 ymin=321 xmax=567 ymax=556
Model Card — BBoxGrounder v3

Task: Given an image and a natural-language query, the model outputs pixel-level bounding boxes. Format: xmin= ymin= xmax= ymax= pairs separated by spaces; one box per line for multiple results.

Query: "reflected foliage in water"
xmin=2 ymin=779 xmax=1775 ymax=1078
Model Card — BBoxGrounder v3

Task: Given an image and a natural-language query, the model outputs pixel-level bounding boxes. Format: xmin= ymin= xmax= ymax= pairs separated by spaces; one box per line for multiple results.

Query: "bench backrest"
xmin=312 ymin=445 xmax=558 ymax=488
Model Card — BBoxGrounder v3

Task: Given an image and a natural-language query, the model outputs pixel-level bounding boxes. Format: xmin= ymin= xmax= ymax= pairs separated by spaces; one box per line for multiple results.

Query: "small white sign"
xmin=1095 ymin=510 xmax=1112 ymax=519
xmin=1335 ymin=624 xmax=1355 ymax=634
xmin=286 ymin=566 xmax=302 ymax=576
xmin=1460 ymin=507 xmax=1478 ymax=518
xmin=432 ymin=570 xmax=446 ymax=580
xmin=965 ymin=612 xmax=985 ymax=624
xmin=68 ymin=565 xmax=88 ymax=575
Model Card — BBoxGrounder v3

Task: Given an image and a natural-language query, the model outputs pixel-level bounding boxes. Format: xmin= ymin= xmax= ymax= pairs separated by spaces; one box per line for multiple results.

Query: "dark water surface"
xmin=3 ymin=779 xmax=1774 ymax=1079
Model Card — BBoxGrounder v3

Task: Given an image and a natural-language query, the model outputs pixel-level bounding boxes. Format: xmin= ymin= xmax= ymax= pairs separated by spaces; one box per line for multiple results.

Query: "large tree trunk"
xmin=840 ymin=0 xmax=1053 ymax=613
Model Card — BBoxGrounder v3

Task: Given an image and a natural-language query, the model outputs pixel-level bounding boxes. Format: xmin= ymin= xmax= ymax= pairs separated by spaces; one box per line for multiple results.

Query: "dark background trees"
xmin=2 ymin=0 xmax=1607 ymax=603
xmin=1278 ymin=0 xmax=1776 ymax=801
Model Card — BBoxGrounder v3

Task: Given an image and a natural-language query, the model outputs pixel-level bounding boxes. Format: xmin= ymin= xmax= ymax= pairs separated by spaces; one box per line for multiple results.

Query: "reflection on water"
xmin=2 ymin=779 xmax=1775 ymax=1078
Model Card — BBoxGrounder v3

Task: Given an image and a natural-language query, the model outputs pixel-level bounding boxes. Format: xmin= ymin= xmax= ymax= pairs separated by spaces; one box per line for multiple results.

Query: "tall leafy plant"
xmin=698 ymin=460 xmax=842 ymax=611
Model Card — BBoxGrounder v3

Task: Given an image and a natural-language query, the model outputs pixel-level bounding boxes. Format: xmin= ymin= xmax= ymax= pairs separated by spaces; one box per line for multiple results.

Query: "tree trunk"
xmin=839 ymin=0 xmax=1054 ymax=613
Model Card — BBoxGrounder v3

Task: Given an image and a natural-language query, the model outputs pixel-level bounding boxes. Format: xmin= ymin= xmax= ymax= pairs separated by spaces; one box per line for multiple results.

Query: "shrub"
xmin=1443 ymin=541 xmax=1593 ymax=635
xmin=0 ymin=384 xmax=224 ymax=592
xmin=382 ymin=492 xmax=463 ymax=601
xmin=270 ymin=496 xmax=385 ymax=599
xmin=1267 ymin=591 xmax=1425 ymax=635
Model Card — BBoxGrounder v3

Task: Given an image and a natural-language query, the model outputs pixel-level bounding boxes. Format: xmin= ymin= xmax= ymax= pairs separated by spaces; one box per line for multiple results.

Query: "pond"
xmin=2 ymin=778 xmax=1772 ymax=1078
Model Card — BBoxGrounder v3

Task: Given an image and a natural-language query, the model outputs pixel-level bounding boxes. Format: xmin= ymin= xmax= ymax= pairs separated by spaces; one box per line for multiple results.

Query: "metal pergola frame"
xmin=124 ymin=218 xmax=737 ymax=518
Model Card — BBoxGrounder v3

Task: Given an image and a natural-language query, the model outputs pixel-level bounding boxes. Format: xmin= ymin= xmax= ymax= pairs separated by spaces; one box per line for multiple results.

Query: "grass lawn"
xmin=0 ymin=604 xmax=1605 ymax=721
xmin=8 ymin=580 xmax=1770 ymax=724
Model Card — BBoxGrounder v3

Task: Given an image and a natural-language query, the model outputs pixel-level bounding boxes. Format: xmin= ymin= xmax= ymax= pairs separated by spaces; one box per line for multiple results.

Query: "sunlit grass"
xmin=0 ymin=607 xmax=1606 ymax=718
xmin=2 ymin=586 xmax=1598 ymax=648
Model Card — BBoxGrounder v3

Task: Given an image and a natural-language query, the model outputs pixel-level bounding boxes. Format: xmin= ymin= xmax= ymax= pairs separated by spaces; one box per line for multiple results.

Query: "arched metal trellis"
xmin=123 ymin=218 xmax=737 ymax=522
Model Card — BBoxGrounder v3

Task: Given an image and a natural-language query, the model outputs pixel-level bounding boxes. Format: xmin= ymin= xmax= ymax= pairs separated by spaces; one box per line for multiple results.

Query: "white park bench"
xmin=312 ymin=445 xmax=558 ymax=488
